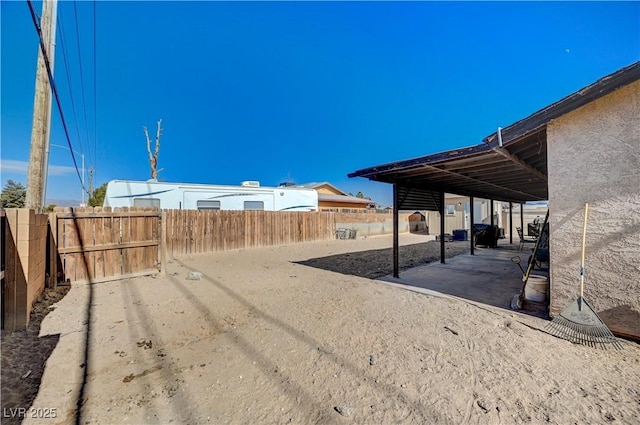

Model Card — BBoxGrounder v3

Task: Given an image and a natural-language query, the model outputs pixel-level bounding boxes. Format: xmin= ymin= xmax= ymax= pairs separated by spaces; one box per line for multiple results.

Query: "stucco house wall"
xmin=501 ymin=204 xmax=549 ymax=239
xmin=547 ymin=80 xmax=640 ymax=338
xmin=334 ymin=212 xmax=413 ymax=237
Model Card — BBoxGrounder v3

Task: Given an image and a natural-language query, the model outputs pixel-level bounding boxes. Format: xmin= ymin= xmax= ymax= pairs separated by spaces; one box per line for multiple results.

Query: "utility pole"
xmin=88 ymin=166 xmax=94 ymax=201
xmin=26 ymin=0 xmax=58 ymax=210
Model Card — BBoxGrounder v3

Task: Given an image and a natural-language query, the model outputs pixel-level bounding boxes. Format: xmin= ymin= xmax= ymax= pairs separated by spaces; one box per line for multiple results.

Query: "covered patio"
xmin=349 ymin=62 xmax=639 ymax=329
xmin=348 ymin=117 xmax=552 ymax=316
xmin=348 ymin=122 xmax=550 ymax=278
xmin=348 ymin=62 xmax=637 ymax=276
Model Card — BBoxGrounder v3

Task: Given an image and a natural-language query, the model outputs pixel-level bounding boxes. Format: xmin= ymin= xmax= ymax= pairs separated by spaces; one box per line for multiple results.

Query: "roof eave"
xmin=484 ymin=61 xmax=640 ymax=147
xmin=348 ymin=144 xmax=492 ymax=179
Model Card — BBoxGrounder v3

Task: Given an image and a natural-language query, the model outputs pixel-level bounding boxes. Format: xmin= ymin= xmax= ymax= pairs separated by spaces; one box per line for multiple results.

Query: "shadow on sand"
xmin=1 ymin=286 xmax=69 ymax=425
xmin=294 ymin=240 xmax=470 ymax=280
xmin=296 ymin=241 xmax=551 ymax=320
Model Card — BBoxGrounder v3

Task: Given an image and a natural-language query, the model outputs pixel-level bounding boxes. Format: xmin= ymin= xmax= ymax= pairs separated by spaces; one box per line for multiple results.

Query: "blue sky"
xmin=1 ymin=1 xmax=639 ymax=206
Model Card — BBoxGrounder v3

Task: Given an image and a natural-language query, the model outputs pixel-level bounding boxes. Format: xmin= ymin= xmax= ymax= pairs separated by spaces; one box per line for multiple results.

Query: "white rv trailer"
xmin=103 ymin=180 xmax=319 ymax=211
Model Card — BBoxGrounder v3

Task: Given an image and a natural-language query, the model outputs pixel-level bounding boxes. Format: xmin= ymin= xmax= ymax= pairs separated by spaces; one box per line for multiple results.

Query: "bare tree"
xmin=144 ymin=119 xmax=162 ymax=180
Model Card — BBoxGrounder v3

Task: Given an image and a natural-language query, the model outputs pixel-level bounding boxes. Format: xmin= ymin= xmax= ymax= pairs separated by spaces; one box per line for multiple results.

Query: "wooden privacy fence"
xmin=2 ymin=208 xmax=333 ymax=327
xmin=51 ymin=207 xmax=162 ymax=284
xmin=47 ymin=208 xmax=335 ymax=282
xmin=164 ymin=210 xmax=336 ymax=256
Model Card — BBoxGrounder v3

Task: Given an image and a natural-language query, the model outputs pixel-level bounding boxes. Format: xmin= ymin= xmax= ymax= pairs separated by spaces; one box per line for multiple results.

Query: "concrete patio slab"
xmin=378 ymin=243 xmax=549 ymax=319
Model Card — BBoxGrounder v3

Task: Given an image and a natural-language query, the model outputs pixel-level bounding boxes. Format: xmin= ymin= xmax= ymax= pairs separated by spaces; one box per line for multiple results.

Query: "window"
xmin=244 ymin=201 xmax=264 ymax=211
xmin=197 ymin=200 xmax=221 ymax=210
xmin=133 ymin=198 xmax=160 ymax=208
xmin=445 ymin=205 xmax=456 ymax=215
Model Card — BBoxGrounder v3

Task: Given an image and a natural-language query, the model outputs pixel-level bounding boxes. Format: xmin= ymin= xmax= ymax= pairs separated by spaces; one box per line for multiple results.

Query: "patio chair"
xmin=516 ymin=227 xmax=537 ymax=251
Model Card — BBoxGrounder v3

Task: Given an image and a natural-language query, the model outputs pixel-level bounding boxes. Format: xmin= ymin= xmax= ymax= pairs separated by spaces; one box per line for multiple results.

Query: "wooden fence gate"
xmin=51 ymin=207 xmax=163 ymax=284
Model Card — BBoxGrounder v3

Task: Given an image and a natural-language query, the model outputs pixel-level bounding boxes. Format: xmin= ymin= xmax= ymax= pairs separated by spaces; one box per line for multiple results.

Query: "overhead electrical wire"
xmin=72 ymin=0 xmax=94 ymax=167
xmin=27 ymin=0 xmax=86 ymax=193
xmin=57 ymin=14 xmax=87 ymax=161
xmin=92 ymin=0 xmax=97 ymax=182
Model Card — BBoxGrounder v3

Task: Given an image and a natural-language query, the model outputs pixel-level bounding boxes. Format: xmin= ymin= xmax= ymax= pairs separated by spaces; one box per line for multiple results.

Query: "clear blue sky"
xmin=2 ymin=1 xmax=638 ymax=206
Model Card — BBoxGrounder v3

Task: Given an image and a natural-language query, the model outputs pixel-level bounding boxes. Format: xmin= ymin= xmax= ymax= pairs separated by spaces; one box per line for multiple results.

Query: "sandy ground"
xmin=1 ymin=287 xmax=69 ymax=422
xmin=3 ymin=233 xmax=640 ymax=424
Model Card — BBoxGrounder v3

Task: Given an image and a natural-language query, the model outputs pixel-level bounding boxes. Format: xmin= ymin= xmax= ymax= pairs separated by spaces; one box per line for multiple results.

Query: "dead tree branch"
xmin=144 ymin=119 xmax=162 ymax=180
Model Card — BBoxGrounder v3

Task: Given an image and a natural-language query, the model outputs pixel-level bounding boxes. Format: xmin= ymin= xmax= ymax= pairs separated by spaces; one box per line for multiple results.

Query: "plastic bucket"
xmin=524 ymin=275 xmax=548 ymax=302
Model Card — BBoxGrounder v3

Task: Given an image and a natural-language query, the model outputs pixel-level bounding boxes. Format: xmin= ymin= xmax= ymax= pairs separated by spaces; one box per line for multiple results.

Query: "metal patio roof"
xmin=349 ymin=61 xmax=640 ymax=208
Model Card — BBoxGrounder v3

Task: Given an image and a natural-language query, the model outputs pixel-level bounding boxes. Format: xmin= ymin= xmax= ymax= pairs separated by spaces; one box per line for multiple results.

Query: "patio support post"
xmin=393 ymin=184 xmax=399 ymax=278
xmin=520 ymin=203 xmax=524 ymax=238
xmin=509 ymin=202 xmax=513 ymax=244
xmin=490 ymin=199 xmax=494 ymax=227
xmin=470 ymin=196 xmax=475 ymax=255
xmin=440 ymin=190 xmax=445 ymax=264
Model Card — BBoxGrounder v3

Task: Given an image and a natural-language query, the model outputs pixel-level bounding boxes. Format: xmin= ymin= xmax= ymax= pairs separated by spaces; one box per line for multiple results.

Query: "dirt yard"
xmin=3 ymin=233 xmax=640 ymax=424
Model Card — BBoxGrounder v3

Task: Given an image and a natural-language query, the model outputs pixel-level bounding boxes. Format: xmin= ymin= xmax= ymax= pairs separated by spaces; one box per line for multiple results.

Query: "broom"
xmin=545 ymin=203 xmax=622 ymax=350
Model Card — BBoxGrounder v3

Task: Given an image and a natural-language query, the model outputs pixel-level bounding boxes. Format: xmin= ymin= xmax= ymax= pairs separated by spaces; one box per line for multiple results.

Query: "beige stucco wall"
xmin=334 ymin=212 xmax=413 ymax=236
xmin=426 ymin=197 xmax=510 ymax=235
xmin=427 ymin=212 xmax=465 ymax=234
xmin=547 ymin=80 xmax=640 ymax=338
xmin=501 ymin=205 xmax=549 ymax=238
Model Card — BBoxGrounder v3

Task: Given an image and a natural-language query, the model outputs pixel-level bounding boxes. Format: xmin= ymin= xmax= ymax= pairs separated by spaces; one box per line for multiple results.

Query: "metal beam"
xmin=488 ymin=145 xmax=548 ymax=182
xmin=520 ymin=203 xmax=524 ymax=241
xmin=490 ymin=199 xmax=494 ymax=228
xmin=404 ymin=163 xmax=542 ymax=200
xmin=393 ymin=184 xmax=399 ymax=278
xmin=470 ymin=196 xmax=475 ymax=256
xmin=440 ymin=190 xmax=445 ymax=264
xmin=509 ymin=202 xmax=513 ymax=244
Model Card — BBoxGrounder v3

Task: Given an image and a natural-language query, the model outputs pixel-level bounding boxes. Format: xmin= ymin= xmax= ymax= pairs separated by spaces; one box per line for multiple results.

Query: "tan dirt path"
xmin=13 ymin=233 xmax=640 ymax=424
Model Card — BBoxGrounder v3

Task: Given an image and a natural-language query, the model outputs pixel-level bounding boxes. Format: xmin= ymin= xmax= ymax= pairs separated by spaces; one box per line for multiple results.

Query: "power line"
xmin=73 ymin=0 xmax=93 ymax=167
xmin=92 ymin=0 xmax=97 ymax=181
xmin=27 ymin=0 xmax=86 ymax=194
xmin=57 ymin=13 xmax=86 ymax=160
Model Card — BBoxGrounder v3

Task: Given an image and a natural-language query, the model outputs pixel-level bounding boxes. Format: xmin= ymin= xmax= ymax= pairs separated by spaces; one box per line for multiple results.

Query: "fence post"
xmin=48 ymin=211 xmax=58 ymax=288
xmin=160 ymin=210 xmax=167 ymax=274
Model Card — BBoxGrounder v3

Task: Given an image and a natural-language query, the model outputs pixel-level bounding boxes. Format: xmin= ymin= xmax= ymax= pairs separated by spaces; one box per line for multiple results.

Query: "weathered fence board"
xmin=45 ymin=208 xmax=335 ymax=281
xmin=164 ymin=210 xmax=335 ymax=256
xmin=51 ymin=207 xmax=161 ymax=284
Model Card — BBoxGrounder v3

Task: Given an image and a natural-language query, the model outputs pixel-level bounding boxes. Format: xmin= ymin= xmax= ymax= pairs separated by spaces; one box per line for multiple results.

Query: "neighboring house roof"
xmin=299 ymin=182 xmax=348 ymax=196
xmin=318 ymin=193 xmax=374 ymax=205
xmin=349 ymin=61 xmax=640 ymax=207
xmin=298 ymin=182 xmax=374 ymax=206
